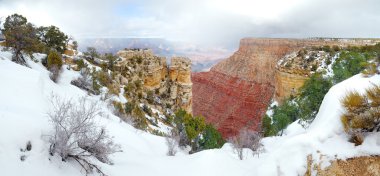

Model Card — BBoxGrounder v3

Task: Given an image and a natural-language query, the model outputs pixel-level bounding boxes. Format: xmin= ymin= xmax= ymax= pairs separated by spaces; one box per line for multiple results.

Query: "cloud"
xmin=0 ymin=0 xmax=379 ymax=48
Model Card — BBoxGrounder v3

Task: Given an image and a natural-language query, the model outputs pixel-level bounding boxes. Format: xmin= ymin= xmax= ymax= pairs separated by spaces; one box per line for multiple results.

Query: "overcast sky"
xmin=0 ymin=0 xmax=379 ymax=47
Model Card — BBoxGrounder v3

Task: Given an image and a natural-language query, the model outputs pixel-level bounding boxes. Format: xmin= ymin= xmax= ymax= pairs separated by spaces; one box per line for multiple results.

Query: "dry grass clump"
xmin=341 ymin=85 xmax=380 ymax=145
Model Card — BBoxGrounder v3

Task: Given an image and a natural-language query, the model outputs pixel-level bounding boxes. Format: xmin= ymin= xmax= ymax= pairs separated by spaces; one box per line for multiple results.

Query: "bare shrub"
xmin=229 ymin=128 xmax=263 ymax=160
xmin=165 ymin=130 xmax=180 ymax=156
xmin=48 ymin=95 xmax=121 ymax=175
xmin=49 ymin=65 xmax=61 ymax=83
xmin=71 ymin=69 xmax=96 ymax=94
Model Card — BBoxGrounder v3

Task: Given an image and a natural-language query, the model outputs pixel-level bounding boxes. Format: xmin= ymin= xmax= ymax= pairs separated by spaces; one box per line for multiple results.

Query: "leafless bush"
xmin=71 ymin=69 xmax=96 ymax=94
xmin=229 ymin=128 xmax=263 ymax=160
xmin=165 ymin=130 xmax=180 ymax=156
xmin=48 ymin=95 xmax=121 ymax=175
xmin=49 ymin=65 xmax=61 ymax=83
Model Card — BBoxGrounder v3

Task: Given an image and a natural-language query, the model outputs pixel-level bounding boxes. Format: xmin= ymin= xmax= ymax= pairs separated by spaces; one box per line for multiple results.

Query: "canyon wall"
xmin=193 ymin=38 xmax=300 ymax=138
xmin=193 ymin=38 xmax=380 ymax=138
xmin=192 ymin=71 xmax=274 ymax=137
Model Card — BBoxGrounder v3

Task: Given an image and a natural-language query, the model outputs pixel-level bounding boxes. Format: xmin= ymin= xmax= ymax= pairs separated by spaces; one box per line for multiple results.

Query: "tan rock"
xmin=312 ymin=155 xmax=380 ymax=176
xmin=169 ymin=57 xmax=191 ymax=84
xmin=274 ymin=69 xmax=309 ymax=103
xmin=115 ymin=48 xmax=192 ymax=114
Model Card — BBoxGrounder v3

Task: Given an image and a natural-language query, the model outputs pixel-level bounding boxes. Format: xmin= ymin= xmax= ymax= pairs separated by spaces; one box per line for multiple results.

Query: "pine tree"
xmin=72 ymin=41 xmax=78 ymax=50
xmin=199 ymin=124 xmax=224 ymax=150
xmin=84 ymin=47 xmax=99 ymax=61
xmin=104 ymin=53 xmax=117 ymax=70
xmin=38 ymin=25 xmax=68 ymax=53
xmin=47 ymin=50 xmax=63 ymax=82
xmin=47 ymin=50 xmax=63 ymax=70
xmin=2 ymin=14 xmax=41 ymax=65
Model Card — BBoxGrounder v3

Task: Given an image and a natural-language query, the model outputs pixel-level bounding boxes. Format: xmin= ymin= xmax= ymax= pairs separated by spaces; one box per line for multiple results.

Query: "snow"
xmin=1 ymin=48 xmax=380 ymax=176
xmin=323 ymin=53 xmax=339 ymax=78
xmin=265 ymin=100 xmax=278 ymax=117
xmin=253 ymin=74 xmax=380 ymax=175
xmin=0 ymin=51 xmax=252 ymax=176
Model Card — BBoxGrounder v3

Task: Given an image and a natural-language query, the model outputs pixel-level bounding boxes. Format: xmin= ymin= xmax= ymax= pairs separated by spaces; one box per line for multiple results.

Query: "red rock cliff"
xmin=192 ymin=71 xmax=273 ymax=138
xmin=192 ymin=38 xmax=299 ymax=138
xmin=211 ymin=38 xmax=301 ymax=85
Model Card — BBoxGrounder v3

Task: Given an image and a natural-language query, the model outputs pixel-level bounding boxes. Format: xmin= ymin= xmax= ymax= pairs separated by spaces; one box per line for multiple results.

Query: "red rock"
xmin=192 ymin=71 xmax=274 ymax=138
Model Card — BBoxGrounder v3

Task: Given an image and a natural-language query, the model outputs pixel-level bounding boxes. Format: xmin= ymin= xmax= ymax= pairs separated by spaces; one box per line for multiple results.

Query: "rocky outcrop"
xmin=193 ymin=38 xmax=380 ymax=138
xmin=63 ymin=44 xmax=78 ymax=56
xmin=115 ymin=49 xmax=192 ymax=114
xmin=307 ymin=155 xmax=380 ymax=176
xmin=274 ymin=70 xmax=309 ymax=103
xmin=169 ymin=57 xmax=192 ymax=113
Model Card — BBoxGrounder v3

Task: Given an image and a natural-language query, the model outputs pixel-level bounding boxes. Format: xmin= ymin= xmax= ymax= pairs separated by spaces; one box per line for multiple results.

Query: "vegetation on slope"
xmin=264 ymin=44 xmax=380 ymax=137
xmin=173 ymin=109 xmax=225 ymax=153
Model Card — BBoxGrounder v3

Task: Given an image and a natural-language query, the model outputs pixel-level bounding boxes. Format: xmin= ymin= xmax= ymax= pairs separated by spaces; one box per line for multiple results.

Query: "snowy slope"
xmin=253 ymin=74 xmax=380 ymax=175
xmin=0 ymin=51 xmax=253 ymax=176
xmin=1 ymin=48 xmax=380 ymax=176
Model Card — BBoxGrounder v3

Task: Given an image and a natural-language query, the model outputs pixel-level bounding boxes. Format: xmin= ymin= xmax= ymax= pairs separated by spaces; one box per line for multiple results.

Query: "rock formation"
xmin=274 ymin=70 xmax=309 ymax=103
xmin=169 ymin=57 xmax=192 ymax=113
xmin=63 ymin=44 xmax=78 ymax=56
xmin=274 ymin=49 xmax=330 ymax=103
xmin=307 ymin=155 xmax=380 ymax=176
xmin=115 ymin=49 xmax=192 ymax=114
xmin=192 ymin=38 xmax=380 ymax=138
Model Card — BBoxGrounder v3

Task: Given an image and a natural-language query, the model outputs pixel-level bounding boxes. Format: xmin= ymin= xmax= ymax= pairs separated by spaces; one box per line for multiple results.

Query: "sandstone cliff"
xmin=115 ymin=49 xmax=192 ymax=114
xmin=193 ymin=38 xmax=380 ymax=138
xmin=274 ymin=70 xmax=309 ymax=103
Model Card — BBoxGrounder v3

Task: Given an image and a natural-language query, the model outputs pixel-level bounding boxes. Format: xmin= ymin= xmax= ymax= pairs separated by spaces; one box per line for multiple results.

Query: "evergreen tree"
xmin=72 ymin=41 xmax=78 ymax=50
xmin=298 ymin=73 xmax=333 ymax=120
xmin=184 ymin=115 xmax=206 ymax=152
xmin=2 ymin=14 xmax=41 ymax=65
xmin=47 ymin=50 xmax=62 ymax=82
xmin=262 ymin=115 xmax=275 ymax=137
xmin=199 ymin=124 xmax=225 ymax=150
xmin=104 ymin=53 xmax=117 ymax=70
xmin=47 ymin=50 xmax=63 ymax=70
xmin=84 ymin=47 xmax=99 ymax=61
xmin=38 ymin=25 xmax=68 ymax=53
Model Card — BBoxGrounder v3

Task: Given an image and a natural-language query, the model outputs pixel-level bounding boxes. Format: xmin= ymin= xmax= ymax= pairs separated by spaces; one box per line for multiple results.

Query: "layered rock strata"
xmin=192 ymin=71 xmax=273 ymax=137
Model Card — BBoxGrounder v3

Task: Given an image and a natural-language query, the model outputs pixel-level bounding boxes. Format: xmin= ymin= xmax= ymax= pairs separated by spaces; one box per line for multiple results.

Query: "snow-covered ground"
xmin=1 ymin=49 xmax=380 ymax=176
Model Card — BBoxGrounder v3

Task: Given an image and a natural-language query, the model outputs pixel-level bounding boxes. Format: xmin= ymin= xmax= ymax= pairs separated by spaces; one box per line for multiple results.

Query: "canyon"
xmin=192 ymin=38 xmax=380 ymax=138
